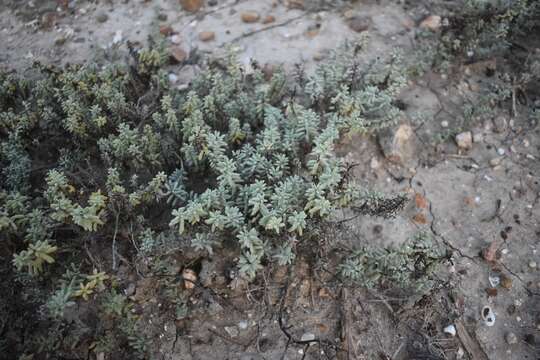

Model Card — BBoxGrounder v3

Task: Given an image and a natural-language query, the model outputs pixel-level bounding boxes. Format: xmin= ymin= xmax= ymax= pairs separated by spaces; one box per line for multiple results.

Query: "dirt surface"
xmin=1 ymin=1 xmax=539 ymax=359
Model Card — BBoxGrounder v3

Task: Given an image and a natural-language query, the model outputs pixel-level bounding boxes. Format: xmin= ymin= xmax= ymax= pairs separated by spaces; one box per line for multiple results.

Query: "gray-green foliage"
xmin=168 ymin=42 xmax=407 ymax=279
xmin=340 ymin=232 xmax=446 ymax=290
xmin=414 ymin=0 xmax=540 ymax=72
xmin=0 ymin=39 xmax=407 ymax=357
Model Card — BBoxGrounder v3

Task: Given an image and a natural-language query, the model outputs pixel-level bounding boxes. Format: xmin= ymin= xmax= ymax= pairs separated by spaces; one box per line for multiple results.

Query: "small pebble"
xmin=301 ymin=332 xmax=316 ymax=342
xmin=472 ymin=132 xmax=483 ymax=143
xmin=238 ymin=320 xmax=248 ymax=330
xmin=443 ymin=324 xmax=456 ymax=337
xmin=493 ymin=115 xmax=508 ymax=133
xmin=112 ymin=30 xmax=123 ymax=44
xmin=54 ymin=36 xmax=67 ymax=46
xmin=180 ymin=0 xmax=203 ymax=12
xmin=160 ymin=25 xmax=174 ymax=36
xmin=199 ymin=31 xmax=215 ymax=42
xmin=420 ymin=15 xmax=442 ymax=31
xmin=262 ymin=15 xmax=276 ymax=24
xmin=370 ymin=157 xmax=380 ymax=169
xmin=490 ymin=157 xmax=502 ymax=167
xmin=241 ymin=11 xmax=260 ymax=23
xmin=455 ymin=131 xmax=473 ymax=150
xmin=313 ymin=52 xmax=325 ymax=61
xmin=441 ymin=120 xmax=449 ymax=128
xmin=170 ymin=46 xmax=187 ymax=62
xmin=506 ymin=332 xmax=518 ymax=345
xmin=348 ymin=16 xmax=371 ymax=33
xmin=497 ymin=148 xmax=506 ymax=156
xmin=124 ymin=283 xmax=136 ymax=296
xmin=529 ymin=261 xmax=537 ymax=269
xmin=500 ymin=275 xmax=512 ymax=289
xmin=182 ymin=268 xmax=197 ymax=289
xmin=224 ymin=326 xmax=239 ymax=337
xmin=168 ymin=73 xmax=178 ymax=84
xmin=343 ymin=9 xmax=355 ymax=19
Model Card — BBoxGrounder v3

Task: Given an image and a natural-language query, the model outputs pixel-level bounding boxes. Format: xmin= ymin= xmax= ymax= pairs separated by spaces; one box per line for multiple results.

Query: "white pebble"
xmin=497 ymin=148 xmax=506 ymax=156
xmin=168 ymin=73 xmax=178 ymax=84
xmin=301 ymin=333 xmax=316 ymax=342
xmin=112 ymin=30 xmax=123 ymax=44
xmin=238 ymin=320 xmax=248 ymax=330
xmin=444 ymin=324 xmax=456 ymax=336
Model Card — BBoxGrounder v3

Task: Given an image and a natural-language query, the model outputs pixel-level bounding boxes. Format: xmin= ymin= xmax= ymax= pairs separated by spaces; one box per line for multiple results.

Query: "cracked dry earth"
xmin=1 ymin=0 xmax=539 ymax=359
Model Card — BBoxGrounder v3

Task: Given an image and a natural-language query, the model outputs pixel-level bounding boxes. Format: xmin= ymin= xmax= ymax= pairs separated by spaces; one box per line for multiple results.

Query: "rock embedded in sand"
xmin=241 ymin=11 xmax=260 ymax=23
xmin=444 ymin=324 xmax=456 ymax=337
xmin=182 ymin=268 xmax=197 ymax=289
xmin=493 ymin=115 xmax=508 ymax=133
xmin=500 ymin=275 xmax=512 ymax=289
xmin=420 ymin=15 xmax=442 ymax=31
xmin=170 ymin=46 xmax=188 ymax=63
xmin=348 ymin=16 xmax=371 ymax=33
xmin=506 ymin=332 xmax=518 ymax=345
xmin=262 ymin=15 xmax=276 ymax=24
xmin=378 ymin=123 xmax=416 ymax=165
xmin=286 ymin=0 xmax=304 ymax=9
xmin=160 ymin=25 xmax=174 ymax=36
xmin=199 ymin=31 xmax=215 ymax=42
xmin=455 ymin=131 xmax=473 ymax=150
xmin=180 ymin=0 xmax=203 ymax=12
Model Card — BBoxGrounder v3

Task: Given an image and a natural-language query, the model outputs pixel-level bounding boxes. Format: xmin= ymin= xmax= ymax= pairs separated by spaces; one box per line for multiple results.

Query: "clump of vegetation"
xmin=340 ymin=232 xmax=447 ymax=291
xmin=0 ymin=38 xmax=410 ymax=357
xmin=408 ymin=0 xmax=540 ymax=138
xmin=413 ymin=0 xmax=540 ymax=72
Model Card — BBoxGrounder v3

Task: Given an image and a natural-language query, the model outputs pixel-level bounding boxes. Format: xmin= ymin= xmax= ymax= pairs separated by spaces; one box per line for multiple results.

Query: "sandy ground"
xmin=1 ymin=0 xmax=539 ymax=359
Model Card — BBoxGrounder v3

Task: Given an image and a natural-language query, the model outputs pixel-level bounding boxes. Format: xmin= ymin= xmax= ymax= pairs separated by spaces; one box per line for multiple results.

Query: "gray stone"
xmin=506 ymin=332 xmax=518 ymax=345
xmin=300 ymin=332 xmax=316 ymax=342
xmin=378 ymin=123 xmax=416 ymax=165
xmin=348 ymin=16 xmax=371 ymax=33
xmin=455 ymin=131 xmax=473 ymax=150
xmin=493 ymin=115 xmax=508 ymax=133
xmin=124 ymin=282 xmax=136 ymax=296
